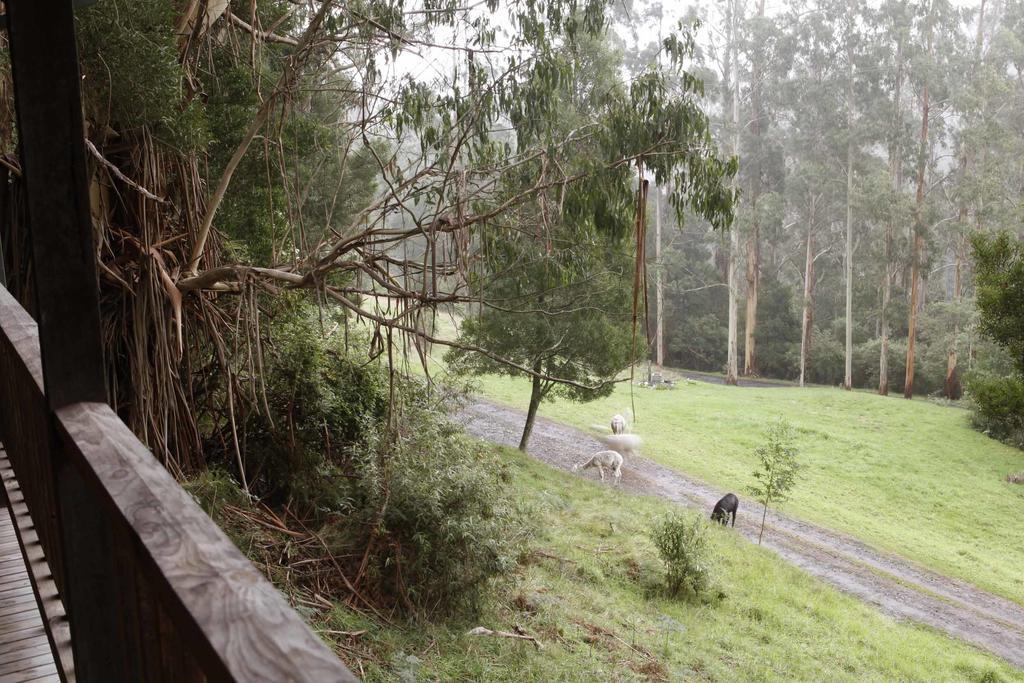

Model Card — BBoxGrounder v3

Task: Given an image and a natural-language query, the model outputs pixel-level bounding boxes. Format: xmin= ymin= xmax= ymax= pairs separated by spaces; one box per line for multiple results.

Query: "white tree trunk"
xmin=905 ymin=0 xmax=933 ymax=399
xmin=844 ymin=29 xmax=854 ymax=391
xmin=800 ymin=226 xmax=813 ymax=388
xmin=725 ymin=0 xmax=741 ymax=386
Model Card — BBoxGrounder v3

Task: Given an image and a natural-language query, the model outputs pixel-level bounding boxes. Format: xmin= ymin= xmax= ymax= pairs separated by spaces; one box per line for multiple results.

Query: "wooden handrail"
xmin=57 ymin=402 xmax=355 ymax=681
xmin=1 ymin=286 xmax=357 ymax=682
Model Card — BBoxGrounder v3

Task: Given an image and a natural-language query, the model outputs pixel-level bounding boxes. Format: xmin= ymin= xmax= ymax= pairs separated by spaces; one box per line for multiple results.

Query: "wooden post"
xmin=0 ymin=166 xmax=8 ymax=289
xmin=6 ymin=1 xmax=142 ymax=679
xmin=654 ymin=186 xmax=664 ymax=367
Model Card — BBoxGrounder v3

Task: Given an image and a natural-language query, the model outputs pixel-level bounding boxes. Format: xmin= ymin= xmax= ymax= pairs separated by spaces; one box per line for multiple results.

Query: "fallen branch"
xmin=531 ymin=549 xmax=576 ymax=565
xmin=320 ymin=629 xmax=368 ymax=638
xmin=85 ymin=139 xmax=165 ymax=203
xmin=466 ymin=626 xmax=543 ymax=649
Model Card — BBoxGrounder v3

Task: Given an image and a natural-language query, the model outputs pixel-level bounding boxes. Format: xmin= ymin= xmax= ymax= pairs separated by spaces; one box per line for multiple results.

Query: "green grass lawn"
xmin=325 ymin=447 xmax=1020 ymax=681
xmin=442 ymin=369 xmax=1024 ymax=607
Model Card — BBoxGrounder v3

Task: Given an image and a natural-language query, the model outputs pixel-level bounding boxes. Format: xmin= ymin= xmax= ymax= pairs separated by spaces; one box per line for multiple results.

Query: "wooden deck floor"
xmin=0 ymin=503 xmax=59 ymax=683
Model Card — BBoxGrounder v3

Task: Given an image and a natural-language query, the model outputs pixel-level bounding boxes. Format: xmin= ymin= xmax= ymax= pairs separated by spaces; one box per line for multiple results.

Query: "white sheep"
xmin=610 ymin=413 xmax=627 ymax=434
xmin=572 ymin=450 xmax=623 ymax=482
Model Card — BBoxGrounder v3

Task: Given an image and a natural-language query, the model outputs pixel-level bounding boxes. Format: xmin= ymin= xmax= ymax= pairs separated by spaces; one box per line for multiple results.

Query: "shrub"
xmin=966 ymin=375 xmax=1024 ymax=449
xmin=650 ymin=512 xmax=713 ymax=599
xmin=802 ymin=328 xmax=844 ymax=386
xmin=854 ymin=337 xmax=908 ymax=394
xmin=202 ymin=304 xmax=526 ymax=616
xmin=333 ymin=400 xmax=527 ymax=615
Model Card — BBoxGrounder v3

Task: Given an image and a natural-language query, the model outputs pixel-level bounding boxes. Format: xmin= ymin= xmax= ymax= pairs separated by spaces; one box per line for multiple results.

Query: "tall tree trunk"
xmin=799 ymin=209 xmax=815 ymax=388
xmin=905 ymin=232 xmax=923 ymax=398
xmin=744 ymin=233 xmax=759 ymax=376
xmin=879 ymin=257 xmax=891 ymax=395
xmin=844 ymin=21 xmax=855 ymax=391
xmin=727 ymin=227 xmax=740 ymax=385
xmin=945 ymin=237 xmax=963 ymax=398
xmin=880 ymin=37 xmax=904 ymax=396
xmin=905 ymin=2 xmax=933 ymax=400
xmin=655 ymin=186 xmax=664 ymax=367
xmin=726 ymin=0 xmax=741 ymax=386
xmin=519 ymin=361 xmax=545 ymax=451
xmin=945 ymin=0 xmax=985 ymax=400
xmin=743 ymin=0 xmax=766 ymax=377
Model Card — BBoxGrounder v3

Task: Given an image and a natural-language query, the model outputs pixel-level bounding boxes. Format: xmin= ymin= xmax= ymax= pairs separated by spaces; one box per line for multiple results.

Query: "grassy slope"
xmin=453 ymin=372 xmax=1024 ymax=607
xmin=324 ymin=447 xmax=1019 ymax=682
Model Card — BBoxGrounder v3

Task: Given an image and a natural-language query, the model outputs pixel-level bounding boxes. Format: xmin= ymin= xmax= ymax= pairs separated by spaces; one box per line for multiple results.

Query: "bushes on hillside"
xmin=966 ymin=375 xmax=1024 ymax=449
xmin=967 ymin=232 xmax=1024 ymax=448
xmin=650 ymin=512 xmax=714 ymax=599
xmin=202 ymin=305 xmax=525 ymax=616
xmin=333 ymin=404 xmax=526 ymax=614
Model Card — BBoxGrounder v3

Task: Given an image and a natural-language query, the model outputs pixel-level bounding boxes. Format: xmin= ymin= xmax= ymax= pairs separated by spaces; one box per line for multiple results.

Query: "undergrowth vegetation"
xmin=967 ymin=375 xmax=1024 ymax=450
xmin=197 ymin=305 xmax=525 ymax=616
xmin=188 ymin=446 xmax=1019 ymax=681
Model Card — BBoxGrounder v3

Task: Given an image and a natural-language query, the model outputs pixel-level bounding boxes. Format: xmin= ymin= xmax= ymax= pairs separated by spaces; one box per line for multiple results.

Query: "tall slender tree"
xmin=905 ymin=0 xmax=934 ymax=399
xmin=879 ymin=18 xmax=905 ymax=396
xmin=744 ymin=0 xmax=767 ymax=377
xmin=945 ymin=0 xmax=986 ymax=399
xmin=726 ymin=0 xmax=743 ymax=386
xmin=843 ymin=0 xmax=856 ymax=391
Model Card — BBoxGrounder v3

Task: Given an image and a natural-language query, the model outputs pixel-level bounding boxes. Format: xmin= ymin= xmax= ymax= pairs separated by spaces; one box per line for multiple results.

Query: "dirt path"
xmin=459 ymin=399 xmax=1024 ymax=669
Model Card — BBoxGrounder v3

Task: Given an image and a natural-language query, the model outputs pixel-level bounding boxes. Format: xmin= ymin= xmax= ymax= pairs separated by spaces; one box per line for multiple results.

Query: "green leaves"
xmin=971 ymin=231 xmax=1024 ymax=373
xmin=650 ymin=511 xmax=714 ymax=599
xmin=748 ymin=418 xmax=801 ymax=542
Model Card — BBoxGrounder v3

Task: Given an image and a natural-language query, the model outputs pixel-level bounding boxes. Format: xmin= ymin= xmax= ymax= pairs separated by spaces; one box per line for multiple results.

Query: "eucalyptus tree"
xmin=870 ymin=0 xmax=917 ymax=395
xmin=447 ymin=26 xmax=736 ymax=449
xmin=778 ymin=0 xmax=846 ymax=386
xmin=743 ymin=0 xmax=768 ymax=377
xmin=1 ymin=0 xmax=735 ymax=472
xmin=740 ymin=0 xmax=789 ymax=377
xmin=904 ymin=0 xmax=961 ymax=397
xmin=841 ymin=0 xmax=867 ymax=390
xmin=942 ymin=0 xmax=1024 ymax=397
xmin=726 ymin=0 xmax=743 ymax=385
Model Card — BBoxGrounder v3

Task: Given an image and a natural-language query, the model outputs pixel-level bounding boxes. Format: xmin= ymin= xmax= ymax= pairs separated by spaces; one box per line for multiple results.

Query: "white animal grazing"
xmin=596 ymin=433 xmax=642 ymax=459
xmin=610 ymin=413 xmax=627 ymax=434
xmin=573 ymin=450 xmax=623 ymax=482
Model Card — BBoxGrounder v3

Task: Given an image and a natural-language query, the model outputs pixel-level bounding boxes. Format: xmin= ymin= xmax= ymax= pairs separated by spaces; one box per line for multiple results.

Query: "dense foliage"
xmin=201 ymin=305 xmax=525 ymax=614
xmin=966 ymin=232 xmax=1024 ymax=448
xmin=445 ymin=32 xmax=730 ymax=448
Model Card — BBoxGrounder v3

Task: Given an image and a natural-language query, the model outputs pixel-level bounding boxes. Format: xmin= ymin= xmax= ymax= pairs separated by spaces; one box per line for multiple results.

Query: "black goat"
xmin=710 ymin=493 xmax=739 ymax=527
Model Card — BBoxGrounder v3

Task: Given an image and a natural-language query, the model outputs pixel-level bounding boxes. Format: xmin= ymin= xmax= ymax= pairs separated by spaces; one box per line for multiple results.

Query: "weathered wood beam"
xmin=56 ymin=402 xmax=358 ymax=682
xmin=5 ymin=0 xmax=106 ymax=408
xmin=5 ymin=1 xmax=143 ymax=678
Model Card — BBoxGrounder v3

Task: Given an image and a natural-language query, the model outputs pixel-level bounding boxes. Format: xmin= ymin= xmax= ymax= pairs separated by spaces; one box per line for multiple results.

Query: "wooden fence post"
xmin=6 ymin=1 xmax=143 ymax=679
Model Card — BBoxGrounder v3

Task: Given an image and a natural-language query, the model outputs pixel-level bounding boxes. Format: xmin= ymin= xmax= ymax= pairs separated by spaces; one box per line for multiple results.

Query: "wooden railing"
xmin=0 ymin=287 xmax=358 ymax=681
